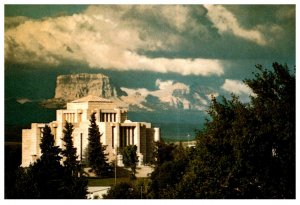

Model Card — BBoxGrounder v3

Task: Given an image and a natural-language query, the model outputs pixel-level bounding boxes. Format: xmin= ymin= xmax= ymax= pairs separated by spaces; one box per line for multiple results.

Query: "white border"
xmin=1 ymin=1 xmax=298 ymax=204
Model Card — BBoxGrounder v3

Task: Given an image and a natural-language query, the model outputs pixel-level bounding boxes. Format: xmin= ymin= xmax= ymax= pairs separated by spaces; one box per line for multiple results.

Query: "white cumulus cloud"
xmin=221 ymin=79 xmax=254 ymax=96
xmin=5 ymin=5 xmax=224 ymax=76
xmin=120 ymin=79 xmax=191 ymax=106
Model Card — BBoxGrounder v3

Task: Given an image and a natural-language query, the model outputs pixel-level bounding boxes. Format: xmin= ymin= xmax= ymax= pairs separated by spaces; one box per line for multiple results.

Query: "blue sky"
xmin=4 ymin=4 xmax=295 ymax=103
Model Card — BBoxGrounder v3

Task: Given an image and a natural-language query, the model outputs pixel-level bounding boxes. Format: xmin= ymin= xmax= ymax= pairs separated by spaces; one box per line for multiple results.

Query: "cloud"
xmin=5 ymin=5 xmax=292 ymax=74
xmin=5 ymin=16 xmax=29 ymax=29
xmin=120 ymin=79 xmax=190 ymax=105
xmin=204 ymin=5 xmax=267 ymax=46
xmin=5 ymin=5 xmax=225 ymax=76
xmin=221 ymin=79 xmax=254 ymax=96
xmin=16 ymin=98 xmax=32 ymax=104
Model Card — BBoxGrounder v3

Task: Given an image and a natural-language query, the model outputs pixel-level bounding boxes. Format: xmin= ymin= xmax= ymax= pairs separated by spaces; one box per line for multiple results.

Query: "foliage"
xmin=12 ymin=125 xmax=88 ymax=199
xmin=175 ymin=62 xmax=295 ymax=199
xmin=87 ymin=112 xmax=109 ymax=177
xmin=147 ymin=142 xmax=191 ymax=198
xmin=146 ymin=62 xmax=295 ymax=199
xmin=17 ymin=125 xmax=67 ymax=198
xmin=61 ymin=121 xmax=80 ymax=176
xmin=61 ymin=121 xmax=88 ymax=198
xmin=122 ymin=145 xmax=139 ymax=179
xmin=151 ymin=140 xmax=176 ymax=167
xmin=40 ymin=125 xmax=62 ymax=165
xmin=102 ymin=182 xmax=140 ymax=199
xmin=244 ymin=63 xmax=295 ymax=198
xmin=4 ymin=143 xmax=21 ymax=198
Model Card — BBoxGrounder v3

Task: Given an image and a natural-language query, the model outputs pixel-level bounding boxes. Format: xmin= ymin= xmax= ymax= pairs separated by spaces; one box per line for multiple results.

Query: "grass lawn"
xmin=87 ymin=166 xmax=151 ymax=187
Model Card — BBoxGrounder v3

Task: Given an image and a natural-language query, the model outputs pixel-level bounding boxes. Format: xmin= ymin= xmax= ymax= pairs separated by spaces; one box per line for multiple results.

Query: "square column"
xmin=114 ymin=124 xmax=120 ymax=154
xmin=134 ymin=123 xmax=140 ymax=153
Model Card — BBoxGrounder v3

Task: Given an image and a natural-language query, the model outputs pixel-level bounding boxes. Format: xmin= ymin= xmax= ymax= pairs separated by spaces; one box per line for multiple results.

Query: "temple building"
xmin=21 ymin=95 xmax=160 ymax=167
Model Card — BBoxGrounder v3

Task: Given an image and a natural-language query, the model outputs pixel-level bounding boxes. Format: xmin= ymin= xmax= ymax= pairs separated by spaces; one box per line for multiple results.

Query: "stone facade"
xmin=21 ymin=95 xmax=160 ymax=167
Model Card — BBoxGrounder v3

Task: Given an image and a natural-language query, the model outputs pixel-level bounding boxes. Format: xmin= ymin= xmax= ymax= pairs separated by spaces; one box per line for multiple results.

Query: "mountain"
xmin=120 ymin=82 xmax=217 ymax=112
xmin=7 ymin=73 xmax=212 ymax=141
xmin=40 ymin=73 xmax=215 ymax=113
xmin=41 ymin=73 xmax=119 ymax=108
xmin=54 ymin=73 xmax=117 ymax=100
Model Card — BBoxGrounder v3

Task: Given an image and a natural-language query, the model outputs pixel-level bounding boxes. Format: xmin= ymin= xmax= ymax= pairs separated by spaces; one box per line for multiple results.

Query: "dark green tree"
xmin=17 ymin=125 xmax=66 ymax=198
xmin=13 ymin=125 xmax=88 ymax=199
xmin=102 ymin=182 xmax=140 ymax=199
xmin=244 ymin=63 xmax=295 ymax=198
xmin=13 ymin=167 xmax=40 ymax=198
xmin=151 ymin=140 xmax=176 ymax=167
xmin=88 ymin=112 xmax=109 ymax=177
xmin=148 ymin=142 xmax=190 ymax=199
xmin=61 ymin=121 xmax=88 ymax=198
xmin=122 ymin=145 xmax=139 ymax=180
xmin=61 ymin=121 xmax=80 ymax=176
xmin=175 ymin=62 xmax=295 ymax=199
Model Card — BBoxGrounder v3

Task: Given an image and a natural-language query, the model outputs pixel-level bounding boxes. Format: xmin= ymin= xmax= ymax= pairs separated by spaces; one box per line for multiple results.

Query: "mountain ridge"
xmin=41 ymin=73 xmax=214 ymax=112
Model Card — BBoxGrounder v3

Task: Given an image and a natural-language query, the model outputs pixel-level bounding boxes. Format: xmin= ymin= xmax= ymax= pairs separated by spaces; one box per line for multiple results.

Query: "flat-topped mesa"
xmin=54 ymin=73 xmax=117 ymax=101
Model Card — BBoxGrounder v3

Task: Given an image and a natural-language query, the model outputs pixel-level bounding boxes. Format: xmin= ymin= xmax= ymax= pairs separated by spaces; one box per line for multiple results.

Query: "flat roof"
xmin=71 ymin=95 xmax=112 ymax=103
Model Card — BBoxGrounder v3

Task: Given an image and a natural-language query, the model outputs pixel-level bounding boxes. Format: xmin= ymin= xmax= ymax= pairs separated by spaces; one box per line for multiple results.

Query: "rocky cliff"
xmin=41 ymin=73 xmax=212 ymax=112
xmin=54 ymin=73 xmax=117 ymax=101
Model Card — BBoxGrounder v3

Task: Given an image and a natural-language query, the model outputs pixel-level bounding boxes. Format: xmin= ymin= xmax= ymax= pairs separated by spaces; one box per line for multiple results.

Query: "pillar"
xmin=123 ymin=127 xmax=126 ymax=147
xmin=115 ymin=124 xmax=120 ymax=154
xmin=116 ymin=109 xmax=121 ymax=123
xmin=126 ymin=127 xmax=130 ymax=145
xmin=154 ymin=127 xmax=160 ymax=142
xmin=132 ymin=127 xmax=135 ymax=144
xmin=135 ymin=123 xmax=140 ymax=153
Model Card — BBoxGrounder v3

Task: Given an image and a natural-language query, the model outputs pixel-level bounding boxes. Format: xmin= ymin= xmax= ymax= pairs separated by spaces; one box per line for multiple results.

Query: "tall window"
xmin=80 ymin=133 xmax=83 ymax=162
xmin=112 ymin=126 xmax=115 ymax=148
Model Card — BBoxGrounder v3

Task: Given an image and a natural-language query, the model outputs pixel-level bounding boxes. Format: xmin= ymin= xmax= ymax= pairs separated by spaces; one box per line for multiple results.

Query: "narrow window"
xmin=112 ymin=126 xmax=115 ymax=148
xmin=80 ymin=133 xmax=83 ymax=162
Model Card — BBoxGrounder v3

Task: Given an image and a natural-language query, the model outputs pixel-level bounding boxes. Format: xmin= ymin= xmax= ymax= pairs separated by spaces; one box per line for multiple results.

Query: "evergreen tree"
xmin=61 ymin=121 xmax=88 ymax=198
xmin=88 ymin=112 xmax=109 ymax=177
xmin=61 ymin=121 xmax=80 ymax=176
xmin=14 ymin=125 xmax=88 ymax=199
xmin=39 ymin=125 xmax=62 ymax=165
xmin=28 ymin=125 xmax=66 ymax=198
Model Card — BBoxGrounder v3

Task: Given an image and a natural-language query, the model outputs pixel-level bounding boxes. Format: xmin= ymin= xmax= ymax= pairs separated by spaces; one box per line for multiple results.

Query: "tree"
xmin=175 ymin=62 xmax=295 ymax=199
xmin=61 ymin=121 xmax=88 ymax=198
xmin=88 ymin=112 xmax=109 ymax=177
xmin=148 ymin=142 xmax=191 ymax=199
xmin=102 ymin=182 xmax=140 ymax=199
xmin=61 ymin=121 xmax=80 ymax=176
xmin=244 ymin=63 xmax=295 ymax=198
xmin=13 ymin=125 xmax=88 ymax=199
xmin=20 ymin=125 xmax=66 ymax=198
xmin=122 ymin=145 xmax=139 ymax=180
xmin=151 ymin=140 xmax=176 ymax=167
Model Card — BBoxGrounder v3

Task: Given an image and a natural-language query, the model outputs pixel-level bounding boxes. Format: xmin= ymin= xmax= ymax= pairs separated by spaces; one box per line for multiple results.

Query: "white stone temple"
xmin=21 ymin=95 xmax=160 ymax=167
